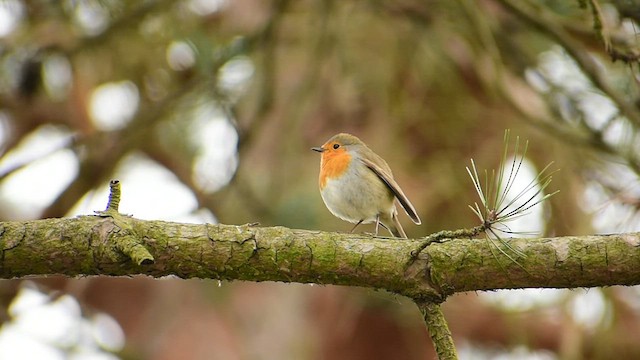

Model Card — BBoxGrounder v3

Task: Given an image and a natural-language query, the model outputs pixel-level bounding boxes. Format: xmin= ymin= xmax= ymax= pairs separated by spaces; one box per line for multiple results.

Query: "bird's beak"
xmin=311 ymin=147 xmax=324 ymax=153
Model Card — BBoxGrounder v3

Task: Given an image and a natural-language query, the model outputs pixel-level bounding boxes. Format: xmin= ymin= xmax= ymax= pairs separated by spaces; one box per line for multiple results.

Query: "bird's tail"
xmin=382 ymin=212 xmax=407 ymax=238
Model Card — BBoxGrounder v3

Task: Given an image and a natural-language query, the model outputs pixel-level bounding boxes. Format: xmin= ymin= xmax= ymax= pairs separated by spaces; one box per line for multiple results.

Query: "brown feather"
xmin=360 ymin=157 xmax=422 ymax=225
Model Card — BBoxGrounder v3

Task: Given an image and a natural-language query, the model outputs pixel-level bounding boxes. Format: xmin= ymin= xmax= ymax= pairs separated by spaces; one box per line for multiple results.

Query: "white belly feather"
xmin=320 ymin=163 xmax=395 ymax=224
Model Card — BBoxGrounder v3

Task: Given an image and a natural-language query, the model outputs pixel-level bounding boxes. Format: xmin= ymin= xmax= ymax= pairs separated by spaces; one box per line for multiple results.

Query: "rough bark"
xmin=417 ymin=301 xmax=458 ymax=360
xmin=1 ymin=215 xmax=639 ymax=301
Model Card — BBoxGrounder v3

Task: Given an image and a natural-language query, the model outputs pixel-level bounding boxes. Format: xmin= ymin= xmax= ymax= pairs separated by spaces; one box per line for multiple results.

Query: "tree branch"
xmin=417 ymin=301 xmax=458 ymax=360
xmin=3 ymin=212 xmax=640 ymax=360
xmin=1 ymin=216 xmax=639 ymax=296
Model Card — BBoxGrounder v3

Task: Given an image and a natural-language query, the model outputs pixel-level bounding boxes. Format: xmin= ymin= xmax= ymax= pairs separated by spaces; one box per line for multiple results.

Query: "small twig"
xmin=410 ymin=225 xmax=485 ymax=260
xmin=609 ymin=48 xmax=640 ymax=64
xmin=94 ymin=180 xmax=154 ymax=266
xmin=106 ymin=179 xmax=121 ymax=212
xmin=586 ymin=0 xmax=610 ymax=50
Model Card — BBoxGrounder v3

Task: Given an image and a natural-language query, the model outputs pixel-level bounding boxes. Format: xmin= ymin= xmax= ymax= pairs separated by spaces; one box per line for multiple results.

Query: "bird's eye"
xmin=333 ymin=143 xmax=340 ymax=149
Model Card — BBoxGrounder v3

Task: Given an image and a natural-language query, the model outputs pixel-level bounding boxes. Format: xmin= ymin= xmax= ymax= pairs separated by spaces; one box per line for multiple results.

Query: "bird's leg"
xmin=350 ymin=219 xmax=364 ymax=233
xmin=375 ymin=214 xmax=380 ymax=236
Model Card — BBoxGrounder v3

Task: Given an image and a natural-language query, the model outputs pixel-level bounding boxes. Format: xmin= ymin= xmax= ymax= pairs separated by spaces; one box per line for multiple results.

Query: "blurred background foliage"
xmin=1 ymin=0 xmax=640 ymax=359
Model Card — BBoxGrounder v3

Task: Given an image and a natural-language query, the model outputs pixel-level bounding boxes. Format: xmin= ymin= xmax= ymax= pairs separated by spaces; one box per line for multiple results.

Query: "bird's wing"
xmin=361 ymin=157 xmax=421 ymax=225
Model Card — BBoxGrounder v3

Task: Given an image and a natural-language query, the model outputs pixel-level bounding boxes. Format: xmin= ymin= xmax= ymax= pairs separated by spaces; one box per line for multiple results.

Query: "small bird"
xmin=312 ymin=133 xmax=421 ymax=238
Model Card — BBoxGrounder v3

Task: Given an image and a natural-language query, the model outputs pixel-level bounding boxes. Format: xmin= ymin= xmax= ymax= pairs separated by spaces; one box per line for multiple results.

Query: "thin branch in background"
xmin=0 ymin=134 xmax=75 ymax=182
xmin=234 ymin=0 xmax=290 ymax=147
xmin=496 ymin=0 xmax=640 ymax=126
xmin=582 ymin=0 xmax=640 ymax=64
xmin=583 ymin=0 xmax=611 ymax=52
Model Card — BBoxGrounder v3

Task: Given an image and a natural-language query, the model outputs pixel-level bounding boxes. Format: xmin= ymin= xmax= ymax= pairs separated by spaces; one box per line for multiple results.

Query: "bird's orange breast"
xmin=319 ymin=149 xmax=351 ymax=189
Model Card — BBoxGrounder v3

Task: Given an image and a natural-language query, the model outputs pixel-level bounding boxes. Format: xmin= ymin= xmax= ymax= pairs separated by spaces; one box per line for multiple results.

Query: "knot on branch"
xmin=114 ymin=235 xmax=154 ymax=266
xmin=94 ymin=179 xmax=155 ymax=266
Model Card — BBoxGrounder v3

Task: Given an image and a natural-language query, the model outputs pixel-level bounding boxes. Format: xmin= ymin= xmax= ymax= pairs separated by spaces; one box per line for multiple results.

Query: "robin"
xmin=312 ymin=133 xmax=421 ymax=238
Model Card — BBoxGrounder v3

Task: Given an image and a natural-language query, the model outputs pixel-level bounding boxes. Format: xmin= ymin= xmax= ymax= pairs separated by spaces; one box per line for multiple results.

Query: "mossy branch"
xmin=411 ymin=225 xmax=485 ymax=259
xmin=418 ymin=301 xmax=458 ymax=360
xmin=2 ymin=217 xmax=640 ymax=359
xmin=113 ymin=235 xmax=155 ymax=266
xmin=1 ymin=217 xmax=639 ymax=294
